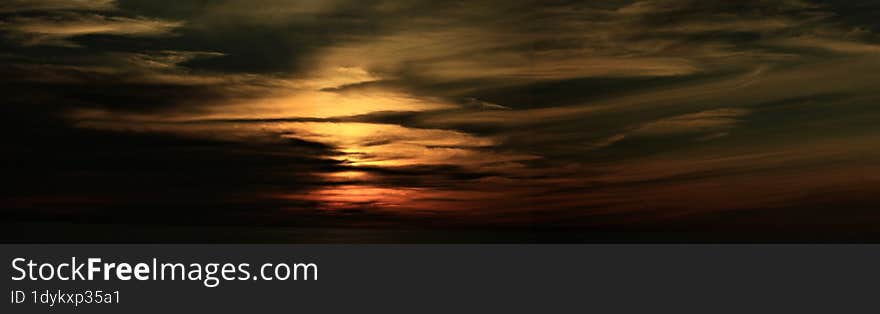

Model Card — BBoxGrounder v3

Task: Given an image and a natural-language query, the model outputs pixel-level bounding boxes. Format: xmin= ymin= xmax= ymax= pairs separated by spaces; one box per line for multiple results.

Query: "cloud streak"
xmin=2 ymin=13 xmax=182 ymax=46
xmin=0 ymin=0 xmax=115 ymax=13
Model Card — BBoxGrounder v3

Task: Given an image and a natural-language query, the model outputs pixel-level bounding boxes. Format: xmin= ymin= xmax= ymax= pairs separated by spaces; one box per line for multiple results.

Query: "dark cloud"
xmin=1 ymin=110 xmax=339 ymax=223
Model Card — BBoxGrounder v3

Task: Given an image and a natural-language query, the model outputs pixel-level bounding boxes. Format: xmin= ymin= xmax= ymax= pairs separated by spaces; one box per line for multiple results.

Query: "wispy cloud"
xmin=2 ymin=13 xmax=182 ymax=46
xmin=0 ymin=0 xmax=115 ymax=13
xmin=628 ymin=108 xmax=749 ymax=137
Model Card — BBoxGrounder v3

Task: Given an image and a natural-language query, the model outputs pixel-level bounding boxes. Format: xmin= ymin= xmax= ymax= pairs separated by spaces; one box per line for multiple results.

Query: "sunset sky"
xmin=3 ymin=0 xmax=880 ymax=239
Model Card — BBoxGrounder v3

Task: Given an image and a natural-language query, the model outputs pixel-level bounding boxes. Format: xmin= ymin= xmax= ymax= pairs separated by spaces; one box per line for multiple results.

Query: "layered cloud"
xmin=3 ymin=0 xmax=880 ymax=237
xmin=0 ymin=0 xmax=116 ymax=13
xmin=2 ymin=11 xmax=182 ymax=47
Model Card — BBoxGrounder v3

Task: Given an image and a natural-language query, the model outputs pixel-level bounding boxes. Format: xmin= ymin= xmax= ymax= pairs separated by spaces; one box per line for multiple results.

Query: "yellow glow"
xmin=302 ymin=185 xmax=417 ymax=209
xmin=322 ymin=171 xmax=372 ymax=182
xmin=67 ymin=63 xmax=535 ymax=213
xmin=196 ymin=89 xmax=455 ymax=120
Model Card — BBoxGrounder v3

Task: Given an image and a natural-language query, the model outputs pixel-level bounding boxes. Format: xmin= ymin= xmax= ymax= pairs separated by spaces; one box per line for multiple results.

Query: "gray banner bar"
xmin=2 ymin=245 xmax=878 ymax=313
